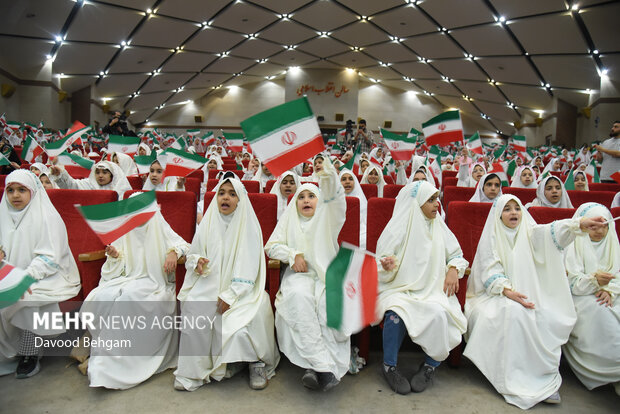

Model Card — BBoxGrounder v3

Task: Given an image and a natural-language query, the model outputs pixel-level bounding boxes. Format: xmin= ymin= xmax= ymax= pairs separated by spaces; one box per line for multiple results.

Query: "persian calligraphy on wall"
xmin=296 ymin=82 xmax=349 ymax=98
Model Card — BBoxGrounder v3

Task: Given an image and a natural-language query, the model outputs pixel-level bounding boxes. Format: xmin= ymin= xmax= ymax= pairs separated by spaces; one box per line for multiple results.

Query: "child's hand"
xmin=380 ymin=256 xmax=396 ymax=271
xmin=50 ymin=165 xmax=62 ymax=176
xmin=0 ymin=249 xmax=4 ymax=262
xmin=216 ymin=297 xmax=230 ymax=314
xmin=503 ymin=288 xmax=535 ymax=309
xmin=176 ymin=177 xmax=186 ymax=188
xmin=580 ymin=216 xmax=606 ymax=231
xmin=105 ymin=245 xmax=119 ymax=259
xmin=444 ymin=267 xmax=459 ymax=296
xmin=164 ymin=250 xmax=178 ymax=274
xmin=292 ymin=254 xmax=307 ymax=273
xmin=195 ymin=257 xmax=209 ymax=275
xmin=595 ymin=290 xmax=612 ymax=307
xmin=594 ymin=271 xmax=614 ymax=286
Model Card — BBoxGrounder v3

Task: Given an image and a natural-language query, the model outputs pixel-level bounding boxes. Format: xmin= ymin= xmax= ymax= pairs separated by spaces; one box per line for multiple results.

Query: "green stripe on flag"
xmin=163 ymin=147 xmax=208 ymax=164
xmin=240 ymin=97 xmax=315 ymax=143
xmin=325 ymin=246 xmax=354 ymax=330
xmin=380 ymin=128 xmax=412 ymax=143
xmin=0 ymin=275 xmax=36 ymax=306
xmin=421 ymin=110 xmax=460 ymax=128
xmin=77 ymin=191 xmax=156 ymax=221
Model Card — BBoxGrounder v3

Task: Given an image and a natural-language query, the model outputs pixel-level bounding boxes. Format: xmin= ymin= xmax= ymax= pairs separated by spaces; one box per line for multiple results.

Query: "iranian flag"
xmin=168 ymin=137 xmax=185 ymax=150
xmin=134 ymin=154 xmax=156 ymax=175
xmin=493 ymin=145 xmax=507 ymax=160
xmin=585 ymin=160 xmax=601 ymax=183
xmin=240 ymin=97 xmax=325 ymax=177
xmin=21 ymin=135 xmax=45 ymax=162
xmin=6 ymin=121 xmax=20 ymax=131
xmin=331 ymin=144 xmax=342 ymax=155
xmin=422 ymin=110 xmax=463 ymax=146
xmin=380 ymin=128 xmax=416 ymax=161
xmin=44 ymin=121 xmax=90 ymax=157
xmin=223 ymin=132 xmax=244 ymax=152
xmin=466 ymin=132 xmax=483 ymax=155
xmin=108 ymin=135 xmax=140 ymax=155
xmin=510 ymin=135 xmax=527 ymax=152
xmin=162 ymin=148 xmax=207 ymax=177
xmin=564 ymin=168 xmax=576 ymax=190
xmin=0 ymin=152 xmax=11 ymax=166
xmin=202 ymin=132 xmax=216 ymax=147
xmin=325 ymin=243 xmax=378 ymax=335
xmin=489 ymin=160 xmax=516 ymax=186
xmin=610 ymin=171 xmax=620 ymax=184
xmin=57 ymin=151 xmax=94 ymax=171
xmin=327 ymin=135 xmax=337 ymax=146
xmin=407 ymin=127 xmax=422 ymax=139
xmin=0 ymin=263 xmax=36 ymax=307
xmin=186 ymin=129 xmax=200 ymax=137
xmin=338 ymin=128 xmax=346 ymax=136
xmin=76 ymin=191 xmax=159 ymax=245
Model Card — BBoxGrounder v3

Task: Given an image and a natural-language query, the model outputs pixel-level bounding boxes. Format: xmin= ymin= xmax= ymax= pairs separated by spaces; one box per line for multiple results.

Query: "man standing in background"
xmin=595 ymin=120 xmax=620 ymax=182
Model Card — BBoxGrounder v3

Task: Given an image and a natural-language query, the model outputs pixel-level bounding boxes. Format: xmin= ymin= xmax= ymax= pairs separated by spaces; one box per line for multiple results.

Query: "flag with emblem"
xmin=338 ymin=128 xmax=346 ymax=137
xmin=240 ymin=96 xmax=324 ymax=177
xmin=564 ymin=168 xmax=575 ymax=190
xmin=161 ymin=148 xmax=207 ymax=177
xmin=134 ymin=154 xmax=157 ymax=175
xmin=327 ymin=135 xmax=337 ymax=146
xmin=186 ymin=129 xmax=200 ymax=137
xmin=326 ymin=243 xmax=378 ymax=335
xmin=202 ymin=132 xmax=216 ymax=147
xmin=44 ymin=121 xmax=90 ymax=157
xmin=0 ymin=263 xmax=36 ymax=308
xmin=489 ymin=160 xmax=516 ymax=186
xmin=380 ymin=128 xmax=416 ymax=161
xmin=107 ymin=135 xmax=140 ymax=155
xmin=223 ymin=132 xmax=244 ymax=152
xmin=585 ymin=160 xmax=601 ymax=183
xmin=331 ymin=144 xmax=342 ymax=155
xmin=422 ymin=110 xmax=463 ymax=146
xmin=56 ymin=151 xmax=94 ymax=172
xmin=21 ymin=135 xmax=45 ymax=162
xmin=510 ymin=135 xmax=527 ymax=152
xmin=76 ymin=191 xmax=159 ymax=245
xmin=466 ymin=132 xmax=483 ymax=155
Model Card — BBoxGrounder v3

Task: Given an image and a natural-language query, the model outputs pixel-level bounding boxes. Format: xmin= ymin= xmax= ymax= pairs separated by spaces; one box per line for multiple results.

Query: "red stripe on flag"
xmin=426 ymin=130 xmax=463 ymax=147
xmin=264 ymin=135 xmax=325 ymax=177
xmin=611 ymin=171 xmax=620 ymax=184
xmin=96 ymin=211 xmax=156 ymax=245
xmin=389 ymin=150 xmax=415 ymax=161
xmin=162 ymin=164 xmax=196 ymax=178
xmin=0 ymin=264 xmax=16 ymax=281
xmin=360 ymin=255 xmax=378 ymax=326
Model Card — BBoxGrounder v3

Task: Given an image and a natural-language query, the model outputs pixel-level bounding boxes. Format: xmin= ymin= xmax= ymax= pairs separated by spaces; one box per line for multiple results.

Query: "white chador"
xmin=457 ymin=161 xmax=485 ymax=187
xmin=270 ymin=171 xmax=301 ymax=219
xmin=375 ymin=180 xmax=468 ymax=361
xmin=175 ymin=178 xmax=279 ymax=391
xmin=563 ymin=203 xmax=620 ymax=392
xmin=265 ymin=158 xmax=350 ymax=379
xmin=464 ymin=194 xmax=578 ymax=409
xmin=82 ymin=211 xmax=190 ymax=389
xmin=360 ymin=164 xmax=386 ymax=197
xmin=51 ymin=160 xmax=132 ymax=198
xmin=338 ymin=169 xmax=367 ymax=249
xmin=510 ymin=165 xmax=537 ymax=189
xmin=0 ymin=171 xmax=81 ymax=374
xmin=111 ymin=152 xmax=138 ymax=177
xmin=525 ymin=175 xmax=574 ymax=209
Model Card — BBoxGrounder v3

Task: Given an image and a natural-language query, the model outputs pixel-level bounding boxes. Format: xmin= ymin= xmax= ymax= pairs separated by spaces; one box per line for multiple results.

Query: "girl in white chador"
xmin=270 ymin=171 xmax=300 ymax=219
xmin=525 ymin=175 xmax=574 ymax=209
xmin=510 ymin=165 xmax=537 ymax=188
xmin=457 ymin=161 xmax=485 ymax=187
xmin=82 ymin=209 xmax=190 ymax=390
xmin=464 ymin=194 xmax=605 ymax=408
xmin=251 ymin=160 xmax=275 ymax=192
xmin=265 ymin=158 xmax=348 ymax=391
xmin=376 ymin=180 xmax=468 ymax=395
xmin=0 ymin=170 xmax=81 ymax=378
xmin=360 ymin=164 xmax=386 ymax=197
xmin=175 ymin=178 xmax=279 ymax=391
xmin=142 ymin=159 xmax=185 ymax=192
xmin=50 ymin=160 xmax=132 ymax=198
xmin=563 ymin=203 xmax=620 ymax=394
xmin=339 ymin=168 xmax=367 ymax=249
xmin=468 ymin=173 xmax=502 ymax=203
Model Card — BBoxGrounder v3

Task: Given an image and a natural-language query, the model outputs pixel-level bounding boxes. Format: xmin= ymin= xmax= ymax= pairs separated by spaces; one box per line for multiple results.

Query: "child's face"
xmin=112 ymin=154 xmax=119 ymax=165
xmin=587 ymin=222 xmax=608 ymax=242
xmin=574 ymin=173 xmax=587 ymax=191
xmin=377 ymin=149 xmax=383 ymax=158
xmin=544 ymin=178 xmax=562 ymax=204
xmin=313 ymin=157 xmax=324 ymax=172
xmin=6 ymin=183 xmax=32 ymax=210
xmin=250 ymin=159 xmax=260 ymax=170
xmin=262 ymin=164 xmax=271 ymax=176
xmin=532 ymin=166 xmax=540 ymax=175
xmin=368 ymin=169 xmax=379 ymax=184
xmin=297 ymin=189 xmax=318 ymax=218
xmin=216 ymin=147 xmax=223 ymax=154
xmin=472 ymin=165 xmax=484 ymax=181
xmin=520 ymin=169 xmax=533 ymax=186
xmin=501 ymin=199 xmax=522 ymax=229
xmin=217 ymin=181 xmax=238 ymax=215
xmin=535 ymin=158 xmax=543 ymax=167
xmin=360 ymin=160 xmax=369 ymax=173
xmin=421 ymin=192 xmax=440 ymax=219
xmin=39 ymin=174 xmax=53 ymax=189
xmin=207 ymin=159 xmax=218 ymax=170
xmin=149 ymin=162 xmax=163 ymax=185
xmin=340 ymin=173 xmax=355 ymax=194
xmin=280 ymin=175 xmax=297 ymax=198
xmin=553 ymin=160 xmax=561 ymax=170
xmin=30 ymin=167 xmax=41 ymax=176
xmin=95 ymin=168 xmax=113 ymax=186
xmin=483 ymin=176 xmax=501 ymax=200
xmin=516 ymin=157 xmax=523 ymax=166
xmin=138 ymin=147 xmax=147 ymax=156
xmin=412 ymin=171 xmax=426 ymax=182
xmin=243 ymin=153 xmax=251 ymax=161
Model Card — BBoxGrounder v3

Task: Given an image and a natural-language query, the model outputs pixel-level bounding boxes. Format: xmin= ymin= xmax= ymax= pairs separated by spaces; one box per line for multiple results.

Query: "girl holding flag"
xmin=142 ymin=159 xmax=185 ymax=192
xmin=49 ymin=160 xmax=131 ymax=198
xmin=265 ymin=157 xmax=348 ymax=391
xmin=339 ymin=169 xmax=367 ymax=249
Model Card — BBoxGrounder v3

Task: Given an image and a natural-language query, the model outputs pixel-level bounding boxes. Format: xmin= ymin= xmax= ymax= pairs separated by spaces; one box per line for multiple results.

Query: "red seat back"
xmin=568 ymin=190 xmax=615 ymax=208
xmin=0 ymin=174 xmax=5 ymax=186
xmin=443 ymin=186 xmax=475 ymax=208
xmin=206 ymin=179 xmax=260 ymax=193
xmin=185 ymin=177 xmax=201 ymax=200
xmin=446 ymin=202 xmax=492 ymax=265
xmin=360 ymin=184 xmax=378 ymax=200
xmin=366 ymin=198 xmax=396 ymax=253
xmin=47 ymin=189 xmax=118 ymax=299
xmin=503 ymin=187 xmax=537 ymax=205
xmin=127 ymin=175 xmax=143 ymax=190
xmin=383 ymin=175 xmax=394 ymax=184
xmin=443 ymin=177 xmax=458 ymax=187
xmin=265 ymin=179 xmax=276 ymax=194
xmin=528 ymin=207 xmax=575 ymax=224
xmin=589 ymin=183 xmax=620 ymax=192
xmin=187 ymin=169 xmax=204 ymax=182
xmin=550 ymin=171 xmax=562 ymax=178
xmin=442 ymin=170 xmax=457 ymax=180
xmin=338 ymin=197 xmax=360 ymax=247
xmin=611 ymin=207 xmax=620 ymax=239
xmin=383 ymin=184 xmax=404 ymax=199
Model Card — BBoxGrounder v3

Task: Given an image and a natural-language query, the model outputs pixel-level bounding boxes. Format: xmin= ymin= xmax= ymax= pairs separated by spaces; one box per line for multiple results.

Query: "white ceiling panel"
xmin=552 ymin=89 xmax=591 ymax=109
xmin=509 ymin=13 xmax=588 ymax=54
xmin=183 ymin=73 xmax=233 ymax=89
xmin=97 ymin=73 xmax=150 ymax=98
xmin=54 ymin=42 xmax=118 ymax=74
xmin=431 ymin=59 xmax=488 ymax=81
xmin=130 ymin=15 xmax=199 ymax=49
xmin=488 ymin=0 xmax=566 ymax=19
xmin=184 ymin=27 xmax=246 ymax=54
xmin=0 ymin=0 xmax=73 ymax=39
xmin=477 ymin=56 xmax=541 ymax=85
xmin=600 ymin=54 xmax=620 ymax=79
xmin=303 ymin=60 xmax=343 ymax=70
xmin=500 ymin=83 xmax=553 ymax=110
xmin=415 ymin=79 xmax=462 ymax=97
xmin=533 ymin=55 xmax=599 ymax=90
xmin=292 ymin=1 xmax=358 ymax=32
xmin=370 ymin=5 xmax=437 ymax=37
xmin=230 ymin=38 xmax=286 ymax=60
xmin=243 ymin=62 xmax=287 ymax=77
xmin=60 ymin=75 xmax=97 ymax=94
xmin=267 ymin=50 xmax=318 ymax=66
xmin=155 ymin=0 xmax=230 ymax=22
xmin=203 ymin=56 xmax=256 ymax=74
xmin=161 ymin=51 xmax=217 ymax=73
xmin=363 ymin=42 xmax=418 ymax=64
xmin=328 ymin=51 xmax=380 ymax=69
xmin=420 ymin=0 xmax=495 ymax=29
xmin=210 ymin=2 xmax=279 ymax=33
xmin=258 ymin=20 xmax=318 ymax=45
xmin=453 ymin=80 xmax=506 ymax=104
xmin=337 ymin=0 xmax=405 ymax=17
xmin=0 ymin=37 xmax=54 ymax=78
xmin=139 ymin=72 xmax=194 ymax=93
xmin=580 ymin=3 xmax=620 ymax=53
xmin=103 ymin=1 xmax=156 ymax=11
xmin=296 ymin=37 xmax=351 ymax=59
xmin=332 ymin=21 xmax=390 ymax=47
xmin=391 ymin=61 xmax=441 ymax=79
xmin=165 ymin=88 xmax=209 ymax=105
xmin=403 ymin=33 xmax=465 ymax=59
xmin=107 ymin=46 xmax=172 ymax=74
xmin=66 ymin=3 xmax=143 ymax=45
xmin=450 ymin=24 xmax=521 ymax=56
xmin=475 ymin=100 xmax=519 ymax=122
xmin=358 ymin=67 xmax=400 ymax=81
xmin=248 ymin=0 xmax=314 ymax=14
xmin=127 ymin=91 xmax=173 ymax=111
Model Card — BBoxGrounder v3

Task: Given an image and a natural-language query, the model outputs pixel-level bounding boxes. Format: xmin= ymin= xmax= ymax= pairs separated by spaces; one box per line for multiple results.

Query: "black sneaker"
xmin=15 ymin=356 xmax=40 ymax=379
xmin=382 ymin=365 xmax=411 ymax=395
xmin=410 ymin=363 xmax=435 ymax=392
xmin=319 ymin=372 xmax=340 ymax=392
xmin=302 ymin=369 xmax=320 ymax=390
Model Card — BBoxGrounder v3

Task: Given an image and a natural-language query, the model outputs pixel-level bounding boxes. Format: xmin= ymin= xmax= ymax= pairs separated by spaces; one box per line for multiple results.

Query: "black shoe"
xmin=15 ymin=356 xmax=40 ymax=379
xmin=382 ymin=365 xmax=411 ymax=395
xmin=410 ymin=363 xmax=435 ymax=392
xmin=302 ymin=369 xmax=320 ymax=390
xmin=319 ymin=372 xmax=340 ymax=391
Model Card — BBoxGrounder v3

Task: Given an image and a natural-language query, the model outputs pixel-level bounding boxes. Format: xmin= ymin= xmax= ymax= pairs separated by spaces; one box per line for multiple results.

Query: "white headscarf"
xmin=469 ymin=173 xmax=503 ymax=203
xmin=541 ymin=157 xmax=561 ymax=175
xmin=526 ymin=175 xmax=574 ymax=208
xmin=252 ymin=160 xmax=275 ymax=192
xmin=360 ymin=164 xmax=386 ymax=197
xmin=137 ymin=142 xmax=151 ymax=156
xmin=570 ymin=171 xmax=590 ymax=191
xmin=112 ymin=152 xmax=138 ymax=176
xmin=90 ymin=160 xmax=132 ymax=198
xmin=612 ymin=192 xmax=620 ymax=209
xmin=510 ymin=165 xmax=537 ymax=188
xmin=339 ymin=168 xmax=367 ymax=249
xmin=270 ymin=171 xmax=301 ymax=219
xmin=458 ymin=161 xmax=486 ymax=187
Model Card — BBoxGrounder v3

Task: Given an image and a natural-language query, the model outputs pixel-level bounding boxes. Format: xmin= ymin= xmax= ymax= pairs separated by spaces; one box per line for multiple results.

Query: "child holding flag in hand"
xmin=265 ymin=157 xmax=349 ymax=391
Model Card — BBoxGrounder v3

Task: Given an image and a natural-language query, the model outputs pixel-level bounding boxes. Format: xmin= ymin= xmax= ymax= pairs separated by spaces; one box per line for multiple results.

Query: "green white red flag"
xmin=223 ymin=132 xmax=244 ymax=152
xmin=107 ymin=135 xmax=140 ymax=155
xmin=380 ymin=128 xmax=416 ymax=161
xmin=162 ymin=148 xmax=207 ymax=177
xmin=44 ymin=121 xmax=90 ymax=157
xmin=0 ymin=152 xmax=10 ymax=166
xmin=186 ymin=129 xmax=200 ymax=137
xmin=585 ymin=160 xmax=601 ymax=183
xmin=21 ymin=135 xmax=45 ymax=162
xmin=76 ymin=191 xmax=158 ymax=245
xmin=240 ymin=97 xmax=324 ymax=177
xmin=0 ymin=263 xmax=36 ymax=308
xmin=326 ymin=243 xmax=378 ymax=335
xmin=134 ymin=154 xmax=157 ymax=175
xmin=510 ymin=135 xmax=527 ymax=152
xmin=422 ymin=110 xmax=463 ymax=146
xmin=57 ymin=151 xmax=94 ymax=171
xmin=466 ymin=132 xmax=483 ymax=155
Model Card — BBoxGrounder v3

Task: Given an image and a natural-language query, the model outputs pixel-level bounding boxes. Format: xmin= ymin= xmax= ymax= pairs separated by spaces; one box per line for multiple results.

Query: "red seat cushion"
xmin=184 ymin=177 xmax=201 ymax=200
xmin=383 ymin=184 xmax=404 ymax=199
xmin=503 ymin=187 xmax=537 ymax=205
xmin=589 ymin=183 xmax=620 ymax=192
xmin=360 ymin=184 xmax=378 ymax=200
xmin=442 ymin=170 xmax=457 ymax=180
xmin=338 ymin=197 xmax=360 ymax=247
xmin=443 ymin=177 xmax=458 ymax=187
xmin=383 ymin=175 xmax=394 ymax=184
xmin=47 ymin=189 xmax=118 ymax=299
xmin=127 ymin=175 xmax=143 ymax=190
xmin=443 ymin=186 xmax=475 ymax=209
xmin=567 ymin=190 xmax=615 ymax=208
xmin=264 ymin=179 xmax=276 ymax=194
xmin=187 ymin=169 xmax=204 ymax=182
xmin=528 ymin=207 xmax=575 ymax=224
xmin=206 ymin=179 xmax=260 ymax=193
xmin=366 ymin=198 xmax=396 ymax=253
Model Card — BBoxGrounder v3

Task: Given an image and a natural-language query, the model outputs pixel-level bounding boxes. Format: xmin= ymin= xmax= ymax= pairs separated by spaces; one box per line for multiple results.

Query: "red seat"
xmin=589 ymin=183 xmax=620 ymax=192
xmin=442 ymin=186 xmax=475 ymax=209
xmin=568 ymin=190 xmax=615 ymax=208
xmin=383 ymin=175 xmax=394 ymax=184
xmin=360 ymin=183 xmax=378 ymax=200
xmin=184 ymin=177 xmax=201 ymax=200
xmin=205 ymin=179 xmax=260 ymax=193
xmin=338 ymin=197 xmax=360 ymax=247
xmin=443 ymin=177 xmax=458 ymax=187
xmin=47 ymin=189 xmax=119 ymax=299
xmin=127 ymin=175 xmax=143 ymax=190
xmin=442 ymin=170 xmax=457 ymax=181
xmin=528 ymin=207 xmax=575 ymax=224
xmin=187 ymin=169 xmax=204 ymax=182
xmin=0 ymin=174 xmax=5 ymax=186
xmin=383 ymin=184 xmax=404 ymax=199
xmin=503 ymin=187 xmax=537 ymax=205
xmin=208 ymin=169 xmax=244 ymax=179
xmin=125 ymin=190 xmax=197 ymax=293
xmin=611 ymin=207 xmax=620 ymax=238
xmin=550 ymin=171 xmax=562 ymax=178
xmin=65 ymin=165 xmax=91 ymax=179
xmin=264 ymin=179 xmax=276 ymax=194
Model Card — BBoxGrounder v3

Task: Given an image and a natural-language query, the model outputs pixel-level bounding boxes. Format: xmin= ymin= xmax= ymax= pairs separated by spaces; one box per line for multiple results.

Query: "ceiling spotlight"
xmin=545 ymin=83 xmax=550 ymax=88
xmin=279 ymin=13 xmax=290 ymax=19
xmin=600 ymin=68 xmax=609 ymax=76
xmin=359 ymin=15 xmax=367 ymax=21
xmin=247 ymin=33 xmax=256 ymax=38
xmin=202 ymin=21 xmax=209 ymax=27
xmin=146 ymin=8 xmax=152 ymax=14
xmin=498 ymin=16 xmax=506 ymax=23
xmin=286 ymin=45 xmax=296 ymax=50
xmin=592 ymin=49 xmax=599 ymax=55
xmin=257 ymin=58 xmax=268 ymax=63
xmin=571 ymin=4 xmax=579 ymax=11
xmin=352 ymin=46 xmax=360 ymax=51
xmin=55 ymin=35 xmax=62 ymax=43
